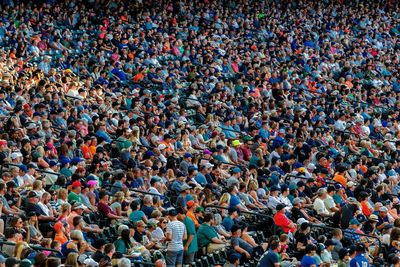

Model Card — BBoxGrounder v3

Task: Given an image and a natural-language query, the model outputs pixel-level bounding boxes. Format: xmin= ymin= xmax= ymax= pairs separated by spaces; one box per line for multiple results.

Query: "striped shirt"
xmin=166 ymin=220 xmax=186 ymax=252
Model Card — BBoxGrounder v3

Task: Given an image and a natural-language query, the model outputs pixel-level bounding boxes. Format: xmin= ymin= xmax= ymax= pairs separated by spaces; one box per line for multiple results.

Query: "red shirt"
xmin=274 ymin=212 xmax=296 ymax=233
xmin=98 ymin=202 xmax=115 ymax=217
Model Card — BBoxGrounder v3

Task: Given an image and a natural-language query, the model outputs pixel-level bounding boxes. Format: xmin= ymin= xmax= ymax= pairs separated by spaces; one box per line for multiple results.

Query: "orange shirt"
xmin=54 ymin=232 xmax=68 ymax=245
xmin=333 ymin=174 xmax=347 ymax=187
xmin=81 ymin=145 xmax=92 ymax=159
xmin=186 ymin=210 xmax=199 ymax=228
xmin=361 ymin=200 xmax=372 ymax=217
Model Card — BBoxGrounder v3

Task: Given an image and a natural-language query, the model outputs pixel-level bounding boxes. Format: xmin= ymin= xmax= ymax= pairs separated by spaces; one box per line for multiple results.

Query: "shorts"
xmin=166 ymin=249 xmax=183 ymax=267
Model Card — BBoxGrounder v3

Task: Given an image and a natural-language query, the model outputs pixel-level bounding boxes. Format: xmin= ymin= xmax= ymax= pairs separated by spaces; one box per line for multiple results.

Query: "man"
xmin=331 ymin=228 xmax=344 ymax=262
xmin=99 ymin=243 xmax=115 ymax=267
xmin=321 ymin=239 xmax=336 ymax=263
xmin=68 ymin=180 xmax=83 ymax=204
xmin=344 ymin=219 xmax=362 ymax=244
xmin=179 ymin=153 xmax=193 ymax=176
xmin=325 ymin=185 xmax=340 ymax=213
xmin=97 ymin=190 xmax=124 ymax=220
xmin=313 ymin=188 xmax=333 ymax=218
xmin=186 ymin=200 xmax=199 ymax=228
xmin=226 ymin=167 xmax=242 ymax=188
xmin=222 ymin=207 xmax=239 ymax=232
xmin=165 ymin=208 xmax=187 ymax=267
xmin=231 ymin=224 xmax=266 ymax=260
xmin=26 ymin=191 xmax=55 ymax=236
xmin=267 ymin=186 xmax=283 ymax=213
xmin=377 ymin=206 xmax=390 ymax=231
xmin=92 ymin=239 xmax=107 ymax=262
xmin=176 ymin=184 xmax=191 ymax=209
xmin=228 ymin=185 xmax=248 ymax=211
xmin=350 ymin=243 xmax=370 ymax=267
xmin=177 ymin=207 xmax=198 ymax=265
xmin=273 ymin=204 xmax=296 ymax=234
xmin=116 ymin=128 xmax=133 ymax=152
xmin=197 ymin=212 xmax=227 ymax=253
xmin=257 ymin=241 xmax=280 ymax=267
xmin=223 ymin=253 xmax=241 ymax=267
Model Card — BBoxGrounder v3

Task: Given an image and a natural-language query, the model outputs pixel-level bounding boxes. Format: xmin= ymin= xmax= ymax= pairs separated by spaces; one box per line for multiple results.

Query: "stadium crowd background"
xmin=0 ymin=0 xmax=399 ymax=266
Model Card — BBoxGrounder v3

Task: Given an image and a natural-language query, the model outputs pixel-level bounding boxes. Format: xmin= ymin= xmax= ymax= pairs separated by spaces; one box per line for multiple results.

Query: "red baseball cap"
xmin=71 ymin=181 xmax=82 ymax=188
xmin=186 ymin=200 xmax=195 ymax=209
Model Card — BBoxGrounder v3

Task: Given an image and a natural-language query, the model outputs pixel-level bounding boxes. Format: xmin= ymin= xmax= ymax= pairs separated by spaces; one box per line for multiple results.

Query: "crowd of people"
xmin=0 ymin=0 xmax=399 ymax=266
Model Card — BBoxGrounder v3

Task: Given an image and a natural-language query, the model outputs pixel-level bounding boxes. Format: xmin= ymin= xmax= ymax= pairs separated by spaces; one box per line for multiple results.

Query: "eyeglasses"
xmin=162 ymin=221 xmax=168 ymax=224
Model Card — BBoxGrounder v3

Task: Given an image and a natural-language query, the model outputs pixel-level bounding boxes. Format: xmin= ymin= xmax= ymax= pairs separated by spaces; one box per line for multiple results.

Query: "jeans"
xmin=184 ymin=252 xmax=195 ymax=264
xmin=166 ymin=250 xmax=183 ymax=267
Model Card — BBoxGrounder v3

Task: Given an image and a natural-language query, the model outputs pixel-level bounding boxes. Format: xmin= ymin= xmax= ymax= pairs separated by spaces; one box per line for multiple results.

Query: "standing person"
xmin=350 ymin=243 xmax=370 ymax=267
xmin=165 ymin=208 xmax=187 ymax=267
xmin=177 ymin=207 xmax=198 ymax=265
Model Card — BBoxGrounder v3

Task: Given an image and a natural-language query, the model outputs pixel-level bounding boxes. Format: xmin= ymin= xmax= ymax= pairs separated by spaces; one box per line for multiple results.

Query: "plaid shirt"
xmin=344 ymin=228 xmax=361 ymax=243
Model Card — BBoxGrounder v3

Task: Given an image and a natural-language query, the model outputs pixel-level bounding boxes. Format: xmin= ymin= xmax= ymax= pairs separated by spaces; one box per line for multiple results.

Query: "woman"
xmin=57 ymin=203 xmax=72 ymax=229
xmin=218 ymin=193 xmax=231 ymax=218
xmin=151 ymin=217 xmax=167 ymax=242
xmin=110 ymin=191 xmax=125 ymax=216
xmin=64 ymin=252 xmax=79 ymax=267
xmin=27 ymin=212 xmax=43 ymax=243
xmin=301 ymin=244 xmax=318 ymax=267
xmin=14 ymin=241 xmax=30 ymax=260
xmin=9 ymin=216 xmax=29 ymax=242
xmin=114 ymin=228 xmax=134 ymax=255
xmin=129 ymin=201 xmax=148 ymax=223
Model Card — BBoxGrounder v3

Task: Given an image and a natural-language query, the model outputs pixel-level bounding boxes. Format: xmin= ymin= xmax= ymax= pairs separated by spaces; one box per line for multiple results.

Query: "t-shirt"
xmin=141 ymin=205 xmax=155 ymax=218
xmin=350 ymin=254 xmax=369 ymax=267
xmin=273 ymin=212 xmax=295 ymax=233
xmin=257 ymin=250 xmax=279 ymax=267
xmin=231 ymin=237 xmax=253 ymax=254
xmin=166 ymin=220 xmax=186 ymax=252
xmin=313 ymin=198 xmax=329 ymax=216
xmin=98 ymin=202 xmax=115 ymax=217
xmin=183 ymin=216 xmax=198 ymax=254
xmin=221 ymin=217 xmax=235 ymax=231
xmin=301 ymin=255 xmax=318 ymax=267
xmin=67 ymin=192 xmax=82 ymax=204
xmin=197 ymin=223 xmax=218 ymax=248
xmin=129 ymin=210 xmax=145 ymax=223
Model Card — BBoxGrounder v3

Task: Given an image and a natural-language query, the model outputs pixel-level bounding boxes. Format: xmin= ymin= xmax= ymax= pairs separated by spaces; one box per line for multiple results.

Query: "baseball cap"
xmin=228 ymin=253 xmax=242 ymax=263
xmin=184 ymin=153 xmax=193 ymax=158
xmin=72 ymin=202 xmax=87 ymax=210
xmin=232 ymin=167 xmax=241 ymax=173
xmin=379 ymin=206 xmax=388 ymax=213
xmin=276 ymin=203 xmax=286 ymax=211
xmin=349 ymin=218 xmax=361 ymax=225
xmin=368 ymin=214 xmax=379 ymax=222
xmin=71 ymin=181 xmax=82 ymax=188
xmin=27 ymin=191 xmax=38 ymax=198
xmin=180 ymin=184 xmax=191 ymax=191
xmin=54 ymin=221 xmax=64 ymax=232
xmin=186 ymin=200 xmax=195 ymax=208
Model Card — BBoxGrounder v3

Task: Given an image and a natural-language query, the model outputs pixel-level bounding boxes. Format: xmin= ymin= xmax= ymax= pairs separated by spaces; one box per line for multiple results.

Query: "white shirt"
xmin=313 ymin=197 xmax=330 ymax=215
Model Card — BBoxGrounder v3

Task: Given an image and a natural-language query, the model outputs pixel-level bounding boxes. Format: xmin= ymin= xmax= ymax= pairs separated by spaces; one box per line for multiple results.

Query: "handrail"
xmin=285 ymin=174 xmax=336 ymax=185
xmin=130 ymin=261 xmax=155 ymax=266
xmin=309 ymin=224 xmax=383 ymax=254
xmin=3 ymin=162 xmax=61 ymax=176
xmin=0 ymin=241 xmax=60 ymax=253
xmin=201 ymin=157 xmax=239 ymax=167
xmin=205 ymin=204 xmax=274 ymax=220
xmin=102 ymin=184 xmax=167 ymax=198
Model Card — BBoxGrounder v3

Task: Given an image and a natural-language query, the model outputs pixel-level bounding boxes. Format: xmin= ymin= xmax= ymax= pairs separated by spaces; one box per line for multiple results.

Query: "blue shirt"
xmin=257 ymin=250 xmax=279 ymax=267
xmin=350 ymin=254 xmax=369 ymax=267
xmin=301 ymin=255 xmax=318 ymax=267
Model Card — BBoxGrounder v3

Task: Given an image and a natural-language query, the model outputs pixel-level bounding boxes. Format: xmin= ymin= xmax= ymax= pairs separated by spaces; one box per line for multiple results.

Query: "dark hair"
xmin=305 ymin=244 xmax=317 ymax=254
xmin=120 ymin=229 xmax=131 ymax=249
xmin=104 ymin=244 xmax=115 ymax=254
xmin=203 ymin=212 xmax=213 ymax=223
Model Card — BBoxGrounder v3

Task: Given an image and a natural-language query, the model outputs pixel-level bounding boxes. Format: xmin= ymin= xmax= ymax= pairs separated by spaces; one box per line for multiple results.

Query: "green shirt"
xmin=114 ymin=238 xmax=129 ymax=254
xmin=183 ymin=216 xmax=198 ymax=254
xmin=67 ymin=191 xmax=82 ymax=204
xmin=197 ymin=223 xmax=218 ymax=248
xmin=116 ymin=136 xmax=132 ymax=151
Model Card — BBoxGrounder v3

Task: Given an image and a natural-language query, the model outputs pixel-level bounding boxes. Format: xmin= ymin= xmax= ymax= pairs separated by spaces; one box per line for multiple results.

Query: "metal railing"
xmin=0 ymin=241 xmax=60 ymax=253
xmin=2 ymin=162 xmax=61 ymax=176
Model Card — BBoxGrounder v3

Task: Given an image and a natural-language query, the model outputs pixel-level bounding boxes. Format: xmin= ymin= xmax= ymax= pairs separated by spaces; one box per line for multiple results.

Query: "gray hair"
xmin=118 ymin=258 xmax=131 ymax=267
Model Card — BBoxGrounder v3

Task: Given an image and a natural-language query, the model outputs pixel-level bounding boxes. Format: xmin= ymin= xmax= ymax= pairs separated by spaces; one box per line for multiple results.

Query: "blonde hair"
xmin=248 ymin=180 xmax=259 ymax=191
xmin=58 ymin=188 xmax=68 ymax=200
xmin=60 ymin=202 xmax=71 ymax=214
xmin=14 ymin=242 xmax=29 ymax=260
xmin=65 ymin=252 xmax=79 ymax=267
xmin=219 ymin=192 xmax=231 ymax=205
